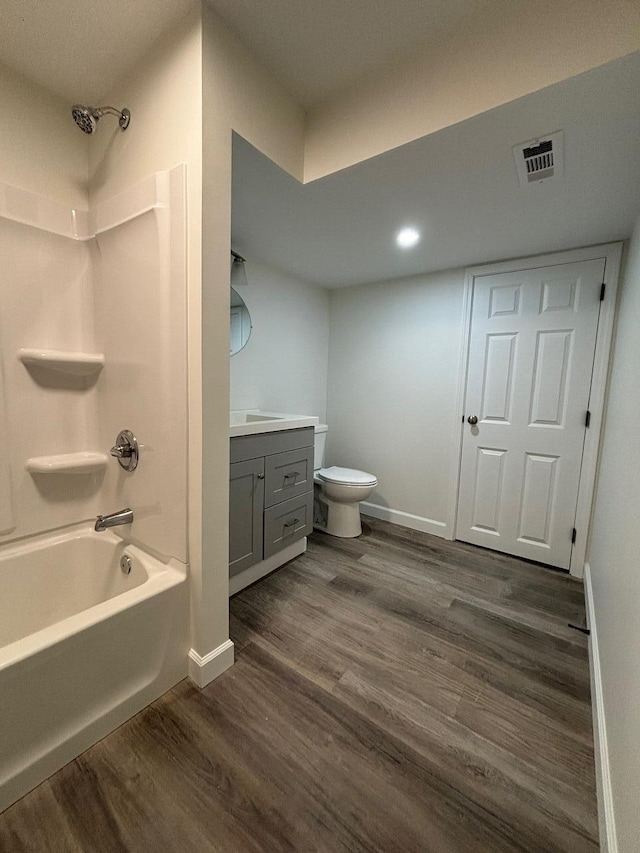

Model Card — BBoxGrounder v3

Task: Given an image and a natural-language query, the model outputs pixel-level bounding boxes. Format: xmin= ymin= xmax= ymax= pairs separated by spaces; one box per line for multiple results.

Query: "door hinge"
xmin=585 ymin=410 xmax=591 ymax=428
xmin=600 ymin=283 xmax=606 ymax=301
xmin=571 ymin=527 xmax=577 ymax=544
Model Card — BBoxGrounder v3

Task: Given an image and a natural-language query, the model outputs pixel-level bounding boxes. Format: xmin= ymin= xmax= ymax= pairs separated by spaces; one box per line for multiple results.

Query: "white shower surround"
xmin=0 ymin=166 xmax=188 ymax=558
xmin=0 ymin=167 xmax=190 ymax=812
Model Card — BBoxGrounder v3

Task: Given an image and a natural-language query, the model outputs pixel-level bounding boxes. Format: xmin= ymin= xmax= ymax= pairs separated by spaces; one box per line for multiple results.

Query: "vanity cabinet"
xmin=229 ymin=427 xmax=314 ymax=582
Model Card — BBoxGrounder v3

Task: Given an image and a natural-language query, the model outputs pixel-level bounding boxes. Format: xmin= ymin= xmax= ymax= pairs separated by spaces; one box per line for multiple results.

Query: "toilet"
xmin=313 ymin=424 xmax=378 ymax=538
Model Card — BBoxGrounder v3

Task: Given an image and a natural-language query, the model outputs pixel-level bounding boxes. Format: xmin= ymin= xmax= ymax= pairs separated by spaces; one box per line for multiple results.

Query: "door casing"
xmin=448 ymin=242 xmax=623 ymax=577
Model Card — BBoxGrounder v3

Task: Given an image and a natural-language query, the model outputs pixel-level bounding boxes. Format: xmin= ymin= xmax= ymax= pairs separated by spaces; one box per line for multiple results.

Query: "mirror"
xmin=230 ymin=287 xmax=252 ymax=355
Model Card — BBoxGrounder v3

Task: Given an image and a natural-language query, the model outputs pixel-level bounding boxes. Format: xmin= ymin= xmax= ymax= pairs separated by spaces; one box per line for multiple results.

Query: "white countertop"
xmin=229 ymin=410 xmax=319 ymax=437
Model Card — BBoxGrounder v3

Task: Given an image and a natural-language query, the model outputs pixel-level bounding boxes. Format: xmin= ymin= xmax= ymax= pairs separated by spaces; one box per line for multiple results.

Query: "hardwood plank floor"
xmin=0 ymin=517 xmax=598 ymax=852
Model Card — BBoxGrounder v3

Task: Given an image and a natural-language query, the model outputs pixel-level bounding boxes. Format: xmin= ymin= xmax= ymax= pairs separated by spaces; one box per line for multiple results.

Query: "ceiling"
xmin=0 ymin=0 xmax=194 ymax=102
xmin=231 ymin=52 xmax=640 ymax=289
xmin=0 ymin=0 xmax=511 ymax=109
xmin=206 ymin=0 xmax=501 ymax=108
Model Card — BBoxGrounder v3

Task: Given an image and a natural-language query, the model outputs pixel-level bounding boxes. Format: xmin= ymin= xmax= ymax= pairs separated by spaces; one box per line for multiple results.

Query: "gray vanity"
xmin=229 ymin=411 xmax=318 ymax=595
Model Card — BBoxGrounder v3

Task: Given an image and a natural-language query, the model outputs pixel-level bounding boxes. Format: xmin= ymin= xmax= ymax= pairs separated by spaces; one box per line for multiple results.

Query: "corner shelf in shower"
xmin=25 ymin=452 xmax=109 ymax=475
xmin=18 ymin=348 xmax=105 ymax=377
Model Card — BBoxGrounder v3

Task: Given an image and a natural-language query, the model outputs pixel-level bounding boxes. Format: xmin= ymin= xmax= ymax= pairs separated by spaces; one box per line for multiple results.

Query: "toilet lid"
xmin=317 ymin=466 xmax=378 ymax=486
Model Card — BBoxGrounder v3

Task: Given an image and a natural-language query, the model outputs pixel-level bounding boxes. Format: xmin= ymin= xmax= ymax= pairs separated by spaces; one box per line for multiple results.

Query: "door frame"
xmin=448 ymin=242 xmax=623 ymax=578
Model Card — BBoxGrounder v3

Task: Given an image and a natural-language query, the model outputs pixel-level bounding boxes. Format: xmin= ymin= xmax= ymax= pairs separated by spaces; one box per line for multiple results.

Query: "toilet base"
xmin=314 ymin=492 xmax=363 ymax=538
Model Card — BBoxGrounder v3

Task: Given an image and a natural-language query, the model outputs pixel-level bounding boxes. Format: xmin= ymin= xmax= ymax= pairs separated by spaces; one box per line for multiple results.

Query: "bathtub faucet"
xmin=94 ymin=507 xmax=133 ymax=532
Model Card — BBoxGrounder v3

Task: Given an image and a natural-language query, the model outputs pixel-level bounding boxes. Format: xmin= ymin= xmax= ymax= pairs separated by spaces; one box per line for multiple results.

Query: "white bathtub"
xmin=0 ymin=523 xmax=189 ymax=813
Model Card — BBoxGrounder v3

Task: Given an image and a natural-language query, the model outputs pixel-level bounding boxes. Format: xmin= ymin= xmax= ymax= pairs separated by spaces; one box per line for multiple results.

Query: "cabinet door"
xmin=229 ymin=458 xmax=264 ymax=577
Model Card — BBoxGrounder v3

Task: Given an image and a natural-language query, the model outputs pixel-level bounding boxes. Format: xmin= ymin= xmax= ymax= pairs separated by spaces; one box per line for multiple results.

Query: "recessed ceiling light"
xmin=396 ymin=227 xmax=421 ymax=249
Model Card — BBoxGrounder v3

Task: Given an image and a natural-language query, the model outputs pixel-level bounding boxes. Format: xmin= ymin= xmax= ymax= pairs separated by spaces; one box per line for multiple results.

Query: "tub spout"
xmin=95 ymin=508 xmax=133 ymax=532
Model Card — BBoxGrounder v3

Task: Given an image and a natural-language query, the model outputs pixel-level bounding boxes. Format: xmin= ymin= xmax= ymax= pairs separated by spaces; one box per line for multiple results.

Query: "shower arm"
xmin=93 ymin=106 xmax=126 ymax=118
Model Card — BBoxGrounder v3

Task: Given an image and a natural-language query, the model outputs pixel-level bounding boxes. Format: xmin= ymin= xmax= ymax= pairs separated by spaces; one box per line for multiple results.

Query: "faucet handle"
xmin=111 ymin=429 xmax=139 ymax=472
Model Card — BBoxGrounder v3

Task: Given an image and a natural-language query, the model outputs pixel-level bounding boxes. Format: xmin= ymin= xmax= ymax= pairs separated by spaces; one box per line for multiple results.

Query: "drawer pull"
xmin=283 ymin=472 xmax=298 ymax=481
xmin=283 ymin=517 xmax=300 ymax=529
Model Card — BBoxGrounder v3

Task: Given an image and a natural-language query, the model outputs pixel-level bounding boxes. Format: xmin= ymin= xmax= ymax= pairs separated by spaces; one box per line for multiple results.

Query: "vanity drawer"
xmin=264 ymin=446 xmax=314 ymax=508
xmin=263 ymin=491 xmax=313 ymax=559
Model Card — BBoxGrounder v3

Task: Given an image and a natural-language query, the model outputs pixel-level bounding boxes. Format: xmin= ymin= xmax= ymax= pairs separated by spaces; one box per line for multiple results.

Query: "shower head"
xmin=71 ymin=105 xmax=97 ymax=135
xmin=71 ymin=105 xmax=131 ymax=135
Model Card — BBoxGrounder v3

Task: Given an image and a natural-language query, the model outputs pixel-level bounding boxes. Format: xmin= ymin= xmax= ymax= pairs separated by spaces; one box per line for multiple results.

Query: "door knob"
xmin=467 ymin=415 xmax=478 ymax=425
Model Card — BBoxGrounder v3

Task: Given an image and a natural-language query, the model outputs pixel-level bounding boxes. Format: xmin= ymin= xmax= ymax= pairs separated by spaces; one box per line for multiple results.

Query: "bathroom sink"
xmin=229 ymin=410 xmax=319 ymax=437
xmin=246 ymin=414 xmax=284 ymax=423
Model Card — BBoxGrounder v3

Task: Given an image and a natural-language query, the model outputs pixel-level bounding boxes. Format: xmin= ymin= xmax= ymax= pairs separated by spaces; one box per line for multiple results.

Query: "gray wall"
xmin=230 ymin=262 xmax=330 ymax=420
xmin=326 ymin=269 xmax=465 ymax=536
xmin=587 ymin=215 xmax=640 ymax=853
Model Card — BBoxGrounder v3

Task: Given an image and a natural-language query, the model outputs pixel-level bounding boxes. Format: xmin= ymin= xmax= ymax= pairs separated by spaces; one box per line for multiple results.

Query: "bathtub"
xmin=0 ymin=523 xmax=189 ymax=813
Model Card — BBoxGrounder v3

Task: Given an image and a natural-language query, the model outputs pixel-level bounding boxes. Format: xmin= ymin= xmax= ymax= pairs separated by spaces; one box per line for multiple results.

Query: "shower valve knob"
xmin=110 ymin=429 xmax=139 ymax=472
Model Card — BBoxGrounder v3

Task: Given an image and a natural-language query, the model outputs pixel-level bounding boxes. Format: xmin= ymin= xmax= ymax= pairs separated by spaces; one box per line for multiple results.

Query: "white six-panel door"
xmin=456 ymin=259 xmax=604 ymax=569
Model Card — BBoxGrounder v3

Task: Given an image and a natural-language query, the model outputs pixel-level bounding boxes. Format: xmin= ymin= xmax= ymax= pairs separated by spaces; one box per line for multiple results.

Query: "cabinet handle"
xmin=283 ymin=518 xmax=300 ymax=528
xmin=283 ymin=472 xmax=298 ymax=481
xmin=257 ymin=473 xmax=265 ymax=480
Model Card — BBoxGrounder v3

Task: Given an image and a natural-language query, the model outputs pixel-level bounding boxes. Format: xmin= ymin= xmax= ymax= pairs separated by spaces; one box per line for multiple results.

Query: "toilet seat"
xmin=317 ymin=466 xmax=378 ymax=487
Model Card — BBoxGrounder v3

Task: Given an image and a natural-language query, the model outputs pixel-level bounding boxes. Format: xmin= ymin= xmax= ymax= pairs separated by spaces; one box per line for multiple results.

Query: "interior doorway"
xmin=453 ymin=244 xmax=622 ymax=575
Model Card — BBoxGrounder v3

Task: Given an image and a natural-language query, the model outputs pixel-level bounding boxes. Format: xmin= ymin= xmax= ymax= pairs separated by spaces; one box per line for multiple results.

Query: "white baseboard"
xmin=188 ymin=639 xmax=235 ymax=689
xmin=360 ymin=502 xmax=448 ymax=539
xmin=584 ymin=563 xmax=618 ymax=853
xmin=229 ymin=537 xmax=306 ymax=596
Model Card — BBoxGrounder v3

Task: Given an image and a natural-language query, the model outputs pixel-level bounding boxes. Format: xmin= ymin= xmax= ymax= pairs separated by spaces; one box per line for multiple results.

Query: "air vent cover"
xmin=513 ymin=131 xmax=564 ymax=186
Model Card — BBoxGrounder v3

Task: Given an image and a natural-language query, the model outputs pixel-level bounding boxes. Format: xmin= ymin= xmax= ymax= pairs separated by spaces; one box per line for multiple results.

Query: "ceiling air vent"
xmin=513 ymin=131 xmax=564 ymax=187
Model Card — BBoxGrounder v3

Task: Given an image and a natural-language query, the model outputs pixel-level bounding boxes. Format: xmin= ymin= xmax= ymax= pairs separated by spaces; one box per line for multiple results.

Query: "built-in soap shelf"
xmin=19 ymin=349 xmax=108 ymax=475
xmin=25 ymin=452 xmax=109 ymax=475
xmin=18 ymin=348 xmax=105 ymax=377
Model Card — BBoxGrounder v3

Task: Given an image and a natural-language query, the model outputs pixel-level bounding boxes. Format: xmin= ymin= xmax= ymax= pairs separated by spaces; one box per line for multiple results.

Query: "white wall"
xmin=88 ymin=10 xmax=202 ymax=209
xmin=230 ymin=263 xmax=330 ymax=420
xmin=0 ymin=62 xmax=88 ymax=208
xmin=327 ymin=269 xmax=465 ymax=537
xmin=587 ymin=217 xmax=640 ymax=853
xmin=199 ymin=3 xmax=306 ymax=674
xmin=304 ymin=0 xmax=640 ymax=181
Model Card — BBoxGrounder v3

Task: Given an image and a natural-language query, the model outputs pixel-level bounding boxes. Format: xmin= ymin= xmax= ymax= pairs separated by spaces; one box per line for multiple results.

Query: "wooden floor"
xmin=0 ymin=517 xmax=597 ymax=852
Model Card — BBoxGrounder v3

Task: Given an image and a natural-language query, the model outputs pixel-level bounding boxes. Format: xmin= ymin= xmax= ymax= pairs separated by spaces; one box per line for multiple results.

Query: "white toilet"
xmin=313 ymin=424 xmax=378 ymax=538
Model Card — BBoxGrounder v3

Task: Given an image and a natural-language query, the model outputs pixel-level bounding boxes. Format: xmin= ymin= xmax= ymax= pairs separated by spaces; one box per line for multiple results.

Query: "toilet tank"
xmin=314 ymin=424 xmax=328 ymax=471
